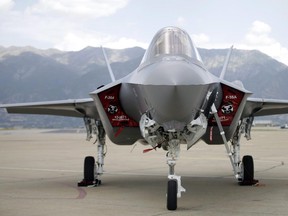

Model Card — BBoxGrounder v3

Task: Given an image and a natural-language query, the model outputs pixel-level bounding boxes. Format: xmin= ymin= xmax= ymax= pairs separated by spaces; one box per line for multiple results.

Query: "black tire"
xmin=84 ymin=156 xmax=95 ymax=182
xmin=242 ymin=155 xmax=254 ymax=182
xmin=167 ymin=180 xmax=177 ymax=210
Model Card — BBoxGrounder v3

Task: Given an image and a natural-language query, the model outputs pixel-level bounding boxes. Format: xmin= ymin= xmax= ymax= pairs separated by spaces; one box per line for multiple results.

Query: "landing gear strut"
xmin=166 ymin=139 xmax=186 ymax=210
xmin=78 ymin=120 xmax=106 ymax=187
xmin=211 ymin=104 xmax=258 ymax=185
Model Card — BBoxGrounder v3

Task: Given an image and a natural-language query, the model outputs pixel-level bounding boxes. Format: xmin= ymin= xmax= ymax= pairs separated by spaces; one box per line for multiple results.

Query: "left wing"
xmin=0 ymin=98 xmax=99 ymax=119
xmin=242 ymin=98 xmax=288 ymax=118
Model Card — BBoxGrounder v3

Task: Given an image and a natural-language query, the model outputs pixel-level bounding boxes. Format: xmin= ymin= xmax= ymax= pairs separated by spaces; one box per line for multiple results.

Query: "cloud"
xmin=0 ymin=0 xmax=14 ymax=11
xmin=27 ymin=0 xmax=129 ymax=17
xmin=191 ymin=33 xmax=210 ymax=45
xmin=54 ymin=32 xmax=103 ymax=51
xmin=191 ymin=21 xmax=288 ymax=66
xmin=105 ymin=37 xmax=149 ymax=49
xmin=54 ymin=31 xmax=148 ymax=51
xmin=0 ymin=0 xmax=146 ymax=51
xmin=249 ymin=20 xmax=271 ymax=34
xmin=245 ymin=21 xmax=273 ymax=45
xmin=176 ymin=16 xmax=186 ymax=27
xmin=239 ymin=20 xmax=288 ymax=65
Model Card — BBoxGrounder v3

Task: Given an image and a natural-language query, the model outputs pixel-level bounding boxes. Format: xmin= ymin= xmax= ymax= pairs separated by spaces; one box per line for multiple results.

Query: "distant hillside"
xmin=199 ymin=48 xmax=288 ymax=99
xmin=0 ymin=46 xmax=288 ymax=128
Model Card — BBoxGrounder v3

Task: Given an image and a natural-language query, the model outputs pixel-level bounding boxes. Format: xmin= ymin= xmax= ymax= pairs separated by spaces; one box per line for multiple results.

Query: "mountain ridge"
xmin=0 ymin=45 xmax=288 ymax=127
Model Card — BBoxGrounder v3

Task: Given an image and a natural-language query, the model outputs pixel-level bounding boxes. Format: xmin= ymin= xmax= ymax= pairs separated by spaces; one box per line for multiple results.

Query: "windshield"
xmin=141 ymin=26 xmax=202 ymax=64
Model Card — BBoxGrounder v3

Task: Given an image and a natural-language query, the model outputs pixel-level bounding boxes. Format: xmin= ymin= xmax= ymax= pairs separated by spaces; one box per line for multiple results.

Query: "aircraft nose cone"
xmin=144 ymin=85 xmax=208 ymax=130
xmin=137 ymin=60 xmax=209 ymax=86
xmin=124 ymin=60 xmax=218 ymax=131
xmin=136 ymin=61 xmax=217 ymax=130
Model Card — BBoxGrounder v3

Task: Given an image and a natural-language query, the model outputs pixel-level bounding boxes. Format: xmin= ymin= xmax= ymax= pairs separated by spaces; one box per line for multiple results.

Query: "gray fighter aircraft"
xmin=2 ymin=26 xmax=288 ymax=210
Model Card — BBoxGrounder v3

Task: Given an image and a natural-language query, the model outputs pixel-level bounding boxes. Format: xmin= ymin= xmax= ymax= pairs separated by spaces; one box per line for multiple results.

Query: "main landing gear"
xmin=78 ymin=120 xmax=106 ymax=187
xmin=211 ymin=104 xmax=258 ymax=186
xmin=240 ymin=155 xmax=255 ymax=185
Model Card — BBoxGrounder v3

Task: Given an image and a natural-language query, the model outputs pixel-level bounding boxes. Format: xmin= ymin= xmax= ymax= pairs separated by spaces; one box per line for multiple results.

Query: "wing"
xmin=242 ymin=98 xmax=288 ymax=118
xmin=0 ymin=98 xmax=99 ymax=119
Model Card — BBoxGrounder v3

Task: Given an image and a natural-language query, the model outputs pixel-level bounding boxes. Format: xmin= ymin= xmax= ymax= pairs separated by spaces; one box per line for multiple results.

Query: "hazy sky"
xmin=1 ymin=0 xmax=287 ymax=65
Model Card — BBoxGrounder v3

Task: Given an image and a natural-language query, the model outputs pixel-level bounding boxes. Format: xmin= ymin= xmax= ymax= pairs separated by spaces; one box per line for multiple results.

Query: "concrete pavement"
xmin=0 ymin=128 xmax=288 ymax=215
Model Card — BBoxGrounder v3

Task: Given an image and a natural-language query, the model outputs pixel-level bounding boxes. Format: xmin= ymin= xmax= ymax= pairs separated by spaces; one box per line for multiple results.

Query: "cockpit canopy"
xmin=141 ymin=26 xmax=202 ymax=65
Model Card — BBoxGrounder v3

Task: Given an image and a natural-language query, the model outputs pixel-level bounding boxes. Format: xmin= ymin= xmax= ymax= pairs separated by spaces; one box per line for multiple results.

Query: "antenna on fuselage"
xmin=101 ymin=46 xmax=116 ymax=82
xmin=219 ymin=45 xmax=233 ymax=80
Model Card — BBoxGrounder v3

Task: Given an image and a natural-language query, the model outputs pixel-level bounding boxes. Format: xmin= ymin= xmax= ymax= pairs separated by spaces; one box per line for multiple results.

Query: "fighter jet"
xmin=2 ymin=26 xmax=288 ymax=210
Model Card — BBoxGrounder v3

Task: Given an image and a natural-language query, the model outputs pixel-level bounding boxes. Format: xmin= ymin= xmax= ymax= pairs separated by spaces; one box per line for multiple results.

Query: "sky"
xmin=0 ymin=0 xmax=288 ymax=65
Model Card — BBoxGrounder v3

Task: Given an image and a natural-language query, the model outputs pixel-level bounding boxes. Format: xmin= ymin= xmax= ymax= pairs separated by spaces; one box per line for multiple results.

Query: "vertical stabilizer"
xmin=101 ymin=46 xmax=116 ymax=82
xmin=219 ymin=46 xmax=233 ymax=80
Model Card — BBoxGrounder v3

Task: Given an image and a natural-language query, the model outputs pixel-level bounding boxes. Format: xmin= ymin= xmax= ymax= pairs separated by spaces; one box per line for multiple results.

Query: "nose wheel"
xmin=167 ymin=179 xmax=177 ymax=210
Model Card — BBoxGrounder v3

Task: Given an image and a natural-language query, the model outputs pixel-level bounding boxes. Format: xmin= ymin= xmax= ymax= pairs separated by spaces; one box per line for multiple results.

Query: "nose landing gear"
xmin=166 ymin=139 xmax=186 ymax=210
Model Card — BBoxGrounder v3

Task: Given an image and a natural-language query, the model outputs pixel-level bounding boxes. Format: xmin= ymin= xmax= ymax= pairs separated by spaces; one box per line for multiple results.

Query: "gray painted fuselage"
xmin=121 ymin=58 xmax=219 ymax=130
xmin=90 ymin=26 xmax=250 ymax=146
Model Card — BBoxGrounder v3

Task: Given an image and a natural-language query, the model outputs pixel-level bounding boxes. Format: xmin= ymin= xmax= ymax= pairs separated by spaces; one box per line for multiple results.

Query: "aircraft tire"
xmin=167 ymin=179 xmax=177 ymax=210
xmin=241 ymin=155 xmax=254 ymax=183
xmin=84 ymin=156 xmax=95 ymax=182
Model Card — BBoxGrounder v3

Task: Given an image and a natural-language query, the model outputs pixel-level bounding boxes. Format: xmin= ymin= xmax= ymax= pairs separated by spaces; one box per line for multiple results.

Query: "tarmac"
xmin=0 ymin=128 xmax=288 ymax=216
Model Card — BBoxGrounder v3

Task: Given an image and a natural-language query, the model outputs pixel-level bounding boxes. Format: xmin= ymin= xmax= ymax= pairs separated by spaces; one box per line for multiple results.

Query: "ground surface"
xmin=0 ymin=128 xmax=288 ymax=215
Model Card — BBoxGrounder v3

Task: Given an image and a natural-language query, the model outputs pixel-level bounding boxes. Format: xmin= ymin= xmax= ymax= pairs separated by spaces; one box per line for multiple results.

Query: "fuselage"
xmin=121 ymin=59 xmax=219 ymax=131
xmin=91 ymin=26 xmax=250 ymax=146
xmin=121 ymin=27 xmax=219 ymax=131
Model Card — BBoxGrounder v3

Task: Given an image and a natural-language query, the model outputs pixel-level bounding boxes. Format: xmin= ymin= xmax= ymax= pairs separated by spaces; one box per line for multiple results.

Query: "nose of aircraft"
xmin=142 ymin=84 xmax=211 ymax=131
xmin=136 ymin=61 xmax=217 ymax=131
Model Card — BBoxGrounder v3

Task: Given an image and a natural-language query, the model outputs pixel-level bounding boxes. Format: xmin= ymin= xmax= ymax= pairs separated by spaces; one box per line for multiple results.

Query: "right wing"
xmin=242 ymin=98 xmax=288 ymax=118
xmin=0 ymin=98 xmax=99 ymax=119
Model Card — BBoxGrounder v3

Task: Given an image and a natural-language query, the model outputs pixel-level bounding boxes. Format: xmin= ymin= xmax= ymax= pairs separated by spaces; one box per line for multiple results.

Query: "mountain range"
xmin=0 ymin=46 xmax=288 ymax=128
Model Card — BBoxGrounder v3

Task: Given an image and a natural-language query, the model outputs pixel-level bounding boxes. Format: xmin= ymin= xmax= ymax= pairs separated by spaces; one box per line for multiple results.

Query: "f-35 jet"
xmin=2 ymin=26 xmax=288 ymax=210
